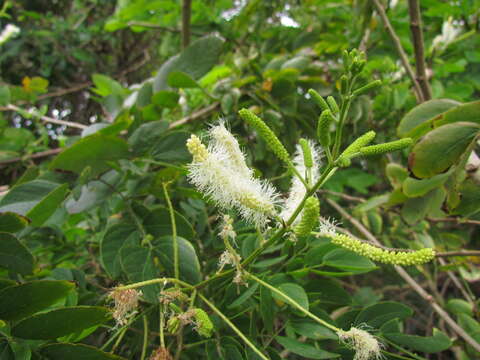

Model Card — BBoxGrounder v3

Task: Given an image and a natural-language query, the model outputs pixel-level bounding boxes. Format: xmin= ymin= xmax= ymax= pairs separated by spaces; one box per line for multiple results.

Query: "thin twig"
xmin=427 ymin=217 xmax=480 ymax=226
xmin=436 ymin=251 xmax=480 ymax=257
xmin=319 ymin=189 xmax=366 ymax=202
xmin=326 ymin=198 xmax=480 ymax=353
xmin=3 ymin=104 xmax=87 ymax=129
xmin=169 ymin=102 xmax=219 ymax=128
xmin=0 ymin=148 xmax=62 ymax=166
xmin=182 ymin=0 xmax=192 ymax=48
xmin=372 ymin=0 xmax=424 ymax=102
xmin=407 ymin=0 xmax=432 ymax=100
xmin=437 ymin=258 xmax=475 ymax=305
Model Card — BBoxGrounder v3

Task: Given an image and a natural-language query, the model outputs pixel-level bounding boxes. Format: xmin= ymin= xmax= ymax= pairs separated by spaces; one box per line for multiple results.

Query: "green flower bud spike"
xmin=308 ymin=89 xmax=329 ymax=112
xmin=299 ymin=138 xmax=313 ymax=169
xmin=337 ymin=130 xmax=376 ymax=166
xmin=340 ymin=75 xmax=349 ymax=95
xmin=353 ymin=80 xmax=382 ymax=97
xmin=193 ymin=308 xmax=214 ymax=338
xmin=294 ymin=197 xmax=320 ymax=237
xmin=317 ymin=109 xmax=335 ymax=149
xmin=360 ymin=138 xmax=413 ymax=156
xmin=329 ymin=233 xmax=435 ymax=265
xmin=239 ymin=109 xmax=291 ymax=164
xmin=327 ymin=96 xmax=339 ymax=114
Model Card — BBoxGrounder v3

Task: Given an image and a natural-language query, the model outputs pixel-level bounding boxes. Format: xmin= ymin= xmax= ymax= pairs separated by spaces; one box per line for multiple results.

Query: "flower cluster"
xmin=294 ymin=196 xmax=320 ymax=237
xmin=186 ymin=124 xmax=279 ymax=227
xmin=337 ymin=327 xmax=382 ymax=360
xmin=149 ymin=347 xmax=173 ymax=360
xmin=109 ymin=288 xmax=142 ymax=326
xmin=0 ymin=24 xmax=20 ymax=45
xmin=327 ymin=232 xmax=435 ymax=265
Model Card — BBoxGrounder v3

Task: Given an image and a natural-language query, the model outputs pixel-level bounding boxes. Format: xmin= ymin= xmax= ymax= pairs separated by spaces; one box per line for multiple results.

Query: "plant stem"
xmin=246 ymin=273 xmax=339 ymax=333
xmin=407 ymin=0 xmax=432 ymax=100
xmin=115 ymin=278 xmax=194 ymax=291
xmin=198 ymin=293 xmax=270 ymax=360
xmin=326 ymin=198 xmax=480 ymax=352
xmin=163 ymin=183 xmax=179 ymax=280
xmin=140 ymin=315 xmax=148 ymax=360
xmin=332 ymin=95 xmax=353 ymax=159
xmin=159 ymin=305 xmax=166 ymax=348
xmin=181 ymin=0 xmax=191 ymax=48
xmin=372 ymin=0 xmax=424 ymax=102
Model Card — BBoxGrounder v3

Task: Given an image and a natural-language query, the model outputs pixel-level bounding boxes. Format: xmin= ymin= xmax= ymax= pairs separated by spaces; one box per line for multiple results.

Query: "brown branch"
xmin=437 ymin=258 xmax=475 ymax=306
xmin=3 ymin=104 xmax=87 ymax=129
xmin=0 ymin=148 xmax=62 ymax=166
xmin=427 ymin=217 xmax=480 ymax=226
xmin=182 ymin=0 xmax=192 ymax=48
xmin=372 ymin=0 xmax=424 ymax=103
xmin=407 ymin=0 xmax=432 ymax=100
xmin=169 ymin=102 xmax=219 ymax=129
xmin=319 ymin=189 xmax=366 ymax=203
xmin=326 ymin=198 xmax=480 ymax=353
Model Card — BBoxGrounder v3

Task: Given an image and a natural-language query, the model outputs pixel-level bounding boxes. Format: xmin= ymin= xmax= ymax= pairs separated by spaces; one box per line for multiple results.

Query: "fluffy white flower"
xmin=186 ymin=129 xmax=278 ymax=227
xmin=337 ymin=327 xmax=383 ymax=360
xmin=432 ymin=17 xmax=462 ymax=51
xmin=0 ymin=24 xmax=20 ymax=45
xmin=280 ymin=140 xmax=321 ymax=224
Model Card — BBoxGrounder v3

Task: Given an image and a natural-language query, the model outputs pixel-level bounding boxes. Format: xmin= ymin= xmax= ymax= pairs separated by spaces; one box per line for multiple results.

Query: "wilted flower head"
xmin=280 ymin=140 xmax=321 ymax=223
xmin=337 ymin=327 xmax=382 ymax=360
xmin=0 ymin=24 xmax=20 ymax=45
xmin=109 ymin=288 xmax=142 ymax=326
xmin=186 ymin=124 xmax=279 ymax=227
xmin=149 ymin=347 xmax=173 ymax=360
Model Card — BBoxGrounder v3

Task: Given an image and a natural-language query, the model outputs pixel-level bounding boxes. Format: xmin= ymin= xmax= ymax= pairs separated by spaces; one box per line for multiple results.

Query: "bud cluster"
xmin=109 ymin=288 xmax=142 ymax=326
xmin=337 ymin=327 xmax=382 ymax=360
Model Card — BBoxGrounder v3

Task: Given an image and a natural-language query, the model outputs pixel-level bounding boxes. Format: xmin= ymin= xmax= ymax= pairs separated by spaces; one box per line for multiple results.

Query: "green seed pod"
xmin=308 ymin=89 xmax=329 ymax=111
xmin=329 ymin=233 xmax=435 ymax=265
xmin=317 ymin=109 xmax=335 ymax=148
xmin=239 ymin=108 xmax=291 ymax=164
xmin=194 ymin=308 xmax=214 ymax=338
xmin=353 ymin=80 xmax=382 ymax=96
xmin=167 ymin=316 xmax=180 ymax=334
xmin=294 ymin=197 xmax=320 ymax=237
xmin=337 ymin=130 xmax=376 ymax=165
xmin=340 ymin=75 xmax=349 ymax=95
xmin=326 ymin=96 xmax=339 ymax=114
xmin=299 ymin=138 xmax=313 ymax=168
xmin=360 ymin=138 xmax=413 ymax=156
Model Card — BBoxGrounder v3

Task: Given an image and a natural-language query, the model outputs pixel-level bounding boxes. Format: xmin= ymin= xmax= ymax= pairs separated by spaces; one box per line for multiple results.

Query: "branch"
xmin=326 ymin=198 xmax=480 ymax=353
xmin=169 ymin=102 xmax=219 ymax=128
xmin=436 ymin=250 xmax=480 ymax=257
xmin=2 ymin=104 xmax=87 ymax=129
xmin=372 ymin=0 xmax=424 ymax=103
xmin=427 ymin=217 xmax=480 ymax=226
xmin=182 ymin=0 xmax=192 ymax=48
xmin=0 ymin=148 xmax=62 ymax=166
xmin=407 ymin=0 xmax=432 ymax=100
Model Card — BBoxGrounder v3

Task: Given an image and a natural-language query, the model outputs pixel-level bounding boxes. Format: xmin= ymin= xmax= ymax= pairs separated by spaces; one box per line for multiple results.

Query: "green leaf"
xmin=0 ymin=212 xmax=30 ymax=233
xmin=128 ymin=120 xmax=169 ymax=155
xmin=153 ymin=35 xmax=224 ymax=92
xmin=397 ymin=99 xmax=460 ymax=137
xmin=120 ymin=244 xmax=160 ymax=303
xmin=383 ymin=328 xmax=452 ymax=353
xmin=0 ymin=86 xmax=11 ymax=106
xmin=355 ymin=301 xmax=413 ymax=327
xmin=167 ymin=71 xmax=199 ymax=88
xmin=40 ymin=343 xmax=126 ymax=360
xmin=275 ymin=336 xmax=340 ymax=359
xmin=290 ymin=320 xmax=338 ymax=340
xmin=0 ymin=340 xmax=14 ymax=360
xmin=409 ymin=122 xmax=480 ymax=178
xmin=451 ymin=180 xmax=480 ymax=216
xmin=153 ymin=236 xmax=202 ymax=284
xmin=227 ymin=283 xmax=259 ymax=309
xmin=49 ymin=134 xmax=130 ymax=176
xmin=0 ymin=280 xmax=74 ymax=321
xmin=0 ymin=232 xmax=34 ymax=275
xmin=91 ymin=74 xmax=125 ymax=97
xmin=142 ymin=206 xmax=195 ymax=239
xmin=304 ymin=278 xmax=352 ymax=306
xmin=27 ymin=183 xmax=68 ymax=227
xmin=323 ymin=248 xmax=377 ymax=273
xmin=272 ymin=283 xmax=309 ymax=312
xmin=100 ymin=224 xmax=139 ymax=278
xmin=402 ymin=171 xmax=451 ymax=198
xmin=446 ymin=299 xmax=473 ymax=317
xmin=151 ymin=91 xmax=180 ymax=108
xmin=401 ymin=187 xmax=445 ymax=224
xmin=151 ymin=131 xmax=191 ymax=163
xmin=11 ymin=306 xmax=110 ymax=340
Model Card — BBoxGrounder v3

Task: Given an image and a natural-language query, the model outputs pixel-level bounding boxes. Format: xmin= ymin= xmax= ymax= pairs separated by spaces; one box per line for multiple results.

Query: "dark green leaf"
xmin=167 ymin=71 xmax=199 ymax=88
xmin=128 ymin=120 xmax=169 ymax=155
xmin=151 ymin=91 xmax=180 ymax=108
xmin=272 ymin=283 xmax=309 ymax=312
xmin=227 ymin=283 xmax=259 ymax=309
xmin=355 ymin=301 xmax=413 ymax=327
xmin=12 ymin=306 xmax=110 ymax=340
xmin=323 ymin=248 xmax=376 ymax=273
xmin=100 ymin=224 xmax=139 ymax=278
xmin=290 ymin=320 xmax=338 ymax=340
xmin=0 ymin=280 xmax=74 ymax=321
xmin=151 ymin=131 xmax=191 ymax=163
xmin=383 ymin=328 xmax=452 ymax=353
xmin=0 ymin=232 xmax=34 ymax=275
xmin=275 ymin=336 xmax=340 ymax=359
xmin=41 ymin=343 xmax=126 ymax=360
xmin=402 ymin=171 xmax=451 ymax=198
xmin=0 ymin=212 xmax=30 ymax=233
xmin=143 ymin=206 xmax=195 ymax=239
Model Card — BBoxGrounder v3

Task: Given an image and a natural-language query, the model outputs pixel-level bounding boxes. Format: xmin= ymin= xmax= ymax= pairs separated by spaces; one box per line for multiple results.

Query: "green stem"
xmin=198 ymin=293 xmax=270 ymax=360
xmin=110 ymin=327 xmax=127 ymax=353
xmin=115 ymin=278 xmax=194 ymax=291
xmin=140 ymin=315 xmax=148 ymax=360
xmin=163 ymin=183 xmax=179 ymax=280
xmin=159 ymin=304 xmax=166 ymax=348
xmin=382 ymin=338 xmax=427 ymax=360
xmin=246 ymin=273 xmax=339 ymax=333
xmin=332 ymin=95 xmax=353 ymax=159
